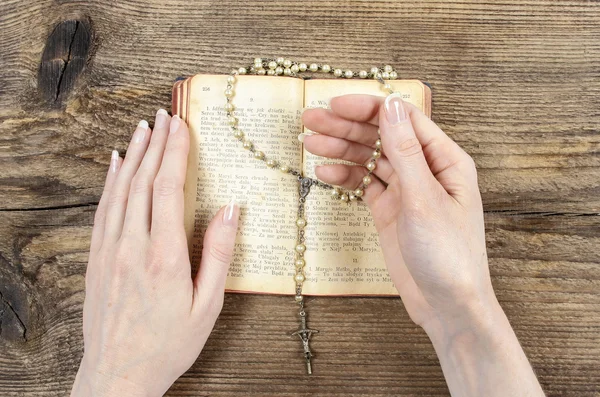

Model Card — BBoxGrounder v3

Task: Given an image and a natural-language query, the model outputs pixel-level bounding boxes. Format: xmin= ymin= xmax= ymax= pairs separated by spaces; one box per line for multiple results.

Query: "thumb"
xmin=379 ymin=93 xmax=436 ymax=198
xmin=193 ymin=198 xmax=240 ymax=310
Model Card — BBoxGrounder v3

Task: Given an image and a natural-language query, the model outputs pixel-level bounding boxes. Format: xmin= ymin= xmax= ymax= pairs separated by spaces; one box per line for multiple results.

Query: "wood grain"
xmin=0 ymin=0 xmax=599 ymax=396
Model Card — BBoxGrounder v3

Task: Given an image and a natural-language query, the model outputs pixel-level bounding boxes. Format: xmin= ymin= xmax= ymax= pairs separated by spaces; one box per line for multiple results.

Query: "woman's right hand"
xmin=302 ymin=93 xmax=544 ymax=397
xmin=302 ymin=93 xmax=494 ymax=332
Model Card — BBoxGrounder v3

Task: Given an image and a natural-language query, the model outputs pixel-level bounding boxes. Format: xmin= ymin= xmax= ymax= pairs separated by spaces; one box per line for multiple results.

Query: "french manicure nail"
xmin=223 ymin=196 xmax=238 ymax=225
xmin=384 ymin=93 xmax=407 ymax=125
xmin=157 ymin=108 xmax=169 ymax=117
xmin=134 ymin=120 xmax=148 ymax=143
xmin=298 ymin=132 xmax=316 ymax=142
xmin=170 ymin=115 xmax=181 ymax=134
xmin=110 ymin=150 xmax=119 ymax=173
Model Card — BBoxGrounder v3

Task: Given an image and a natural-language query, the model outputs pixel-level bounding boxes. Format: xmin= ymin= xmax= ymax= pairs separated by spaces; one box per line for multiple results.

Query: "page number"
xmin=202 ymin=86 xmax=210 ymax=92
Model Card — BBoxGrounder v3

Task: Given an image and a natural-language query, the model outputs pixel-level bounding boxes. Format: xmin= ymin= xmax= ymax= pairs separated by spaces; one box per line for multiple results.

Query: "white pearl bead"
xmin=224 ymin=89 xmax=234 ymax=97
xmin=227 ymin=75 xmax=236 ymax=84
xmin=275 ymin=66 xmax=283 ymax=75
xmin=363 ymin=175 xmax=372 ymax=185
xmin=257 ymin=68 xmax=266 ymax=75
xmin=291 ymin=64 xmax=299 ymax=73
xmin=296 ymin=217 xmax=307 ymax=228
xmin=276 ymin=57 xmax=285 ymax=65
xmin=299 ymin=63 xmax=308 ymax=71
xmin=370 ymin=67 xmax=379 ymax=75
xmin=268 ymin=61 xmax=277 ymax=69
xmin=267 ymin=69 xmax=276 ymax=76
xmin=225 ymin=103 xmax=234 ymax=111
xmin=321 ymin=64 xmax=331 ymax=73
xmin=309 ymin=63 xmax=319 ymax=72
xmin=295 ymin=273 xmax=305 ymax=283
xmin=384 ymin=83 xmax=392 ymax=90
xmin=254 ymin=61 xmax=262 ymax=69
xmin=254 ymin=58 xmax=262 ymax=64
xmin=349 ymin=192 xmax=357 ymax=201
xmin=384 ymin=65 xmax=393 ymax=73
xmin=375 ymin=139 xmax=382 ymax=149
xmin=367 ymin=161 xmax=376 ymax=171
xmin=233 ymin=130 xmax=243 ymax=139
xmin=295 ymin=259 xmax=305 ymax=268
xmin=372 ymin=150 xmax=381 ymax=159
xmin=333 ymin=68 xmax=343 ymax=77
xmin=340 ymin=194 xmax=349 ymax=202
xmin=254 ymin=151 xmax=265 ymax=160
xmin=345 ymin=70 xmax=353 ymax=78
xmin=280 ymin=165 xmax=289 ymax=173
xmin=266 ymin=159 xmax=276 ymax=168
xmin=374 ymin=72 xmax=382 ymax=79
xmin=354 ymin=188 xmax=364 ymax=198
xmin=382 ymin=72 xmax=390 ymax=79
xmin=238 ymin=67 xmax=247 ymax=75
xmin=359 ymin=70 xmax=368 ymax=78
xmin=283 ymin=59 xmax=292 ymax=68
xmin=390 ymin=71 xmax=398 ymax=80
xmin=227 ymin=116 xmax=237 ymax=126
xmin=243 ymin=140 xmax=253 ymax=150
xmin=296 ymin=244 xmax=306 ymax=253
xmin=284 ymin=68 xmax=291 ymax=75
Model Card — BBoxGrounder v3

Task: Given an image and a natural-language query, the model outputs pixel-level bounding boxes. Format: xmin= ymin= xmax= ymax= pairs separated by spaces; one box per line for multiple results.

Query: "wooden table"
xmin=1 ymin=1 xmax=599 ymax=395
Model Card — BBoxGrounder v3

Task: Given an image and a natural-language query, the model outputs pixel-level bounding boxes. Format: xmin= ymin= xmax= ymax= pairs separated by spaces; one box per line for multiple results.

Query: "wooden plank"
xmin=0 ymin=0 xmax=599 ymax=396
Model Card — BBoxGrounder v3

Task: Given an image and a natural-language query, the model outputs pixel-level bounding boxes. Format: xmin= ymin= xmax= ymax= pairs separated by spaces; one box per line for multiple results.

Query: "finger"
xmin=122 ymin=109 xmax=171 ymax=236
xmin=303 ymin=134 xmax=395 ymax=184
xmin=330 ymin=94 xmax=383 ymax=125
xmin=302 ymin=107 xmax=380 ymax=146
xmin=90 ymin=150 xmax=122 ymax=253
xmin=379 ymin=93 xmax=439 ymax=201
xmin=315 ymin=164 xmax=386 ymax=206
xmin=402 ymin=102 xmax=479 ymax=203
xmin=103 ymin=120 xmax=152 ymax=244
xmin=193 ymin=200 xmax=240 ymax=314
xmin=150 ymin=116 xmax=189 ymax=244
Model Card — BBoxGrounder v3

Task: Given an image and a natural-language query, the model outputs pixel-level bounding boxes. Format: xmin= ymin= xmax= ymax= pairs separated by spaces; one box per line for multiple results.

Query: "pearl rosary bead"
xmin=344 ymin=70 xmax=353 ymax=78
xmin=333 ymin=68 xmax=343 ymax=77
xmin=322 ymin=64 xmax=331 ymax=73
xmin=309 ymin=63 xmax=319 ymax=72
xmin=299 ymin=63 xmax=307 ymax=71
xmin=295 ymin=259 xmax=305 ymax=268
xmin=296 ymin=244 xmax=306 ymax=254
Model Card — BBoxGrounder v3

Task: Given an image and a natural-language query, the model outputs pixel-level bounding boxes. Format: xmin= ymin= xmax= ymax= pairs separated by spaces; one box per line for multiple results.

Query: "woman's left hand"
xmin=71 ymin=110 xmax=239 ymax=397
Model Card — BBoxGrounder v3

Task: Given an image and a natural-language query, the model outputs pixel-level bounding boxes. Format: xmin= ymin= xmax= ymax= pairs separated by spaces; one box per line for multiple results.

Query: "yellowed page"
xmin=184 ymin=75 xmax=304 ymax=294
xmin=301 ymin=79 xmax=427 ymax=296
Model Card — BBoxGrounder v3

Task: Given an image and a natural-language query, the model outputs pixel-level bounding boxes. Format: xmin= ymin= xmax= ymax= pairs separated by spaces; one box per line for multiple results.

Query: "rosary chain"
xmin=224 ymin=57 xmax=400 ymax=374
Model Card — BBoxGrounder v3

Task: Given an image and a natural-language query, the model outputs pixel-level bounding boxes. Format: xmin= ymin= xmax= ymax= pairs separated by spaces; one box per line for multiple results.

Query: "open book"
xmin=172 ymin=75 xmax=431 ymax=296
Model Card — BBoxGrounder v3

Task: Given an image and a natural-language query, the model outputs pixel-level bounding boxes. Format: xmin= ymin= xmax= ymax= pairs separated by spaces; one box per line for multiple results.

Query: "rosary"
xmin=224 ymin=57 xmax=398 ymax=374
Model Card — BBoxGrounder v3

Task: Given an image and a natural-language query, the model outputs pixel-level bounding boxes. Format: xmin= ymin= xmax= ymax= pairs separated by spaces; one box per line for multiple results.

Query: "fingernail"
xmin=223 ymin=196 xmax=238 ymax=225
xmin=170 ymin=115 xmax=181 ymax=134
xmin=157 ymin=108 xmax=169 ymax=117
xmin=134 ymin=120 xmax=148 ymax=143
xmin=298 ymin=131 xmax=316 ymax=142
xmin=384 ymin=93 xmax=407 ymax=125
xmin=110 ymin=150 xmax=119 ymax=173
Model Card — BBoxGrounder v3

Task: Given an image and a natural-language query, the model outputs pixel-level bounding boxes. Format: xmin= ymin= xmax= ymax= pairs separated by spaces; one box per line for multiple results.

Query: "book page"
xmin=301 ymin=79 xmax=427 ymax=296
xmin=183 ymin=75 xmax=304 ymax=294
